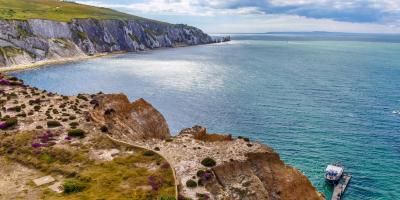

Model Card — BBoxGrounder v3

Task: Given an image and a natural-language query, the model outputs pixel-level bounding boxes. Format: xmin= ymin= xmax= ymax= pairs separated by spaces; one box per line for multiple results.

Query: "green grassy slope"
xmin=0 ymin=0 xmax=155 ymax=22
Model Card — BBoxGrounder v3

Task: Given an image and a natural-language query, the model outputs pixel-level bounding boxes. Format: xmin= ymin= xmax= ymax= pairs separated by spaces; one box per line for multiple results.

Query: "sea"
xmin=12 ymin=32 xmax=400 ymax=199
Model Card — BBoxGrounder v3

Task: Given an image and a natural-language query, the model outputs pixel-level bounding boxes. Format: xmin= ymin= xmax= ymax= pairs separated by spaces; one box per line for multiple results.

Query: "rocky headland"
xmin=0 ymin=73 xmax=324 ymax=200
xmin=0 ymin=1 xmax=321 ymax=199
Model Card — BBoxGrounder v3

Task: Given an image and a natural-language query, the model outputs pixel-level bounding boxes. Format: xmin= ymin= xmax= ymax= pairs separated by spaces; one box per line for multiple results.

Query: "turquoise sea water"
xmin=12 ymin=33 xmax=400 ymax=199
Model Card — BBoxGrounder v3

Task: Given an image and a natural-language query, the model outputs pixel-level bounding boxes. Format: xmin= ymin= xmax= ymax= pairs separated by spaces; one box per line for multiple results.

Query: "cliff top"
xmin=0 ymin=0 xmax=164 ymax=23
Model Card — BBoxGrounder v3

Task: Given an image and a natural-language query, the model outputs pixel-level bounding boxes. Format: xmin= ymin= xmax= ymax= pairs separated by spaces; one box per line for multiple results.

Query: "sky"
xmin=76 ymin=0 xmax=400 ymax=34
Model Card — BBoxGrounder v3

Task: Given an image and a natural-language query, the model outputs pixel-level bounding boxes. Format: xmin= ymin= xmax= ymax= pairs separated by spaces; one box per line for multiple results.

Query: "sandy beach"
xmin=0 ymin=51 xmax=127 ymax=73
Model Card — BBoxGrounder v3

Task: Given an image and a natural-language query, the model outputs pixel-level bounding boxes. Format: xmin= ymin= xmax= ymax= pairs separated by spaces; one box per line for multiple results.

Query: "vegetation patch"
xmin=0 ymin=132 xmax=176 ymax=200
xmin=0 ymin=46 xmax=24 ymax=58
xmin=185 ymin=179 xmax=197 ymax=188
xmin=67 ymin=129 xmax=86 ymax=138
xmin=63 ymin=179 xmax=88 ymax=194
xmin=201 ymin=157 xmax=216 ymax=167
xmin=47 ymin=120 xmax=62 ymax=128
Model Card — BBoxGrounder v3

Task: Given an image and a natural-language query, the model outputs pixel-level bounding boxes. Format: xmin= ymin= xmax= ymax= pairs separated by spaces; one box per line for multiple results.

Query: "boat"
xmin=325 ymin=163 xmax=344 ymax=184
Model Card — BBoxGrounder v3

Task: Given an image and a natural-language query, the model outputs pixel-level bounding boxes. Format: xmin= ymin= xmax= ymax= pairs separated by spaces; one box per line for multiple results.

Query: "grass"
xmin=0 ymin=46 xmax=24 ymax=58
xmin=0 ymin=0 xmax=166 ymax=23
xmin=0 ymin=132 xmax=176 ymax=200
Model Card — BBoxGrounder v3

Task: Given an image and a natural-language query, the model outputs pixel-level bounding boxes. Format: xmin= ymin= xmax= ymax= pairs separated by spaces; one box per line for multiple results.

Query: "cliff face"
xmin=0 ymin=18 xmax=217 ymax=67
xmin=207 ymin=152 xmax=323 ymax=200
xmin=90 ymin=93 xmax=170 ymax=140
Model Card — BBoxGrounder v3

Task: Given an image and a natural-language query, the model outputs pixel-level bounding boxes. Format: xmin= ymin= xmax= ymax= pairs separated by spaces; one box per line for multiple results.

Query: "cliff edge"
xmin=0 ymin=74 xmax=323 ymax=199
xmin=88 ymin=92 xmax=324 ymax=199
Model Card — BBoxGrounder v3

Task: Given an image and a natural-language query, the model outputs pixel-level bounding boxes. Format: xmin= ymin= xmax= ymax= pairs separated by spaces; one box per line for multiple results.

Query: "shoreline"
xmin=0 ymin=42 xmax=223 ymax=73
xmin=0 ymin=51 xmax=126 ymax=73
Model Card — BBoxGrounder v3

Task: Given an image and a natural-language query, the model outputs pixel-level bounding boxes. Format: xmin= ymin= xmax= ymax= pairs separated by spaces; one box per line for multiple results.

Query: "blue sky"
xmin=76 ymin=0 xmax=400 ymax=33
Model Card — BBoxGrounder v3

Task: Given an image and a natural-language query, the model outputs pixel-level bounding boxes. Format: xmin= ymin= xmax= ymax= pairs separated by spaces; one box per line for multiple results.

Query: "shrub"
xmin=143 ymin=150 xmax=155 ymax=156
xmin=63 ymin=179 xmax=87 ymax=194
xmin=16 ymin=112 xmax=26 ymax=117
xmin=36 ymin=125 xmax=43 ymax=129
xmin=13 ymin=106 xmax=21 ymax=112
xmin=100 ymin=125 xmax=108 ymax=133
xmin=201 ymin=157 xmax=216 ymax=167
xmin=33 ymin=105 xmax=41 ymax=111
xmin=47 ymin=120 xmax=61 ymax=128
xmin=69 ymin=122 xmax=79 ymax=127
xmin=186 ymin=179 xmax=197 ymax=188
xmin=243 ymin=137 xmax=250 ymax=142
xmin=68 ymin=129 xmax=86 ymax=138
xmin=5 ymin=118 xmax=18 ymax=127
xmin=159 ymin=196 xmax=176 ymax=200
xmin=69 ymin=115 xmax=76 ymax=120
xmin=154 ymin=147 xmax=160 ymax=151
xmin=104 ymin=109 xmax=115 ymax=115
xmin=77 ymin=94 xmax=89 ymax=101
xmin=196 ymin=170 xmax=205 ymax=177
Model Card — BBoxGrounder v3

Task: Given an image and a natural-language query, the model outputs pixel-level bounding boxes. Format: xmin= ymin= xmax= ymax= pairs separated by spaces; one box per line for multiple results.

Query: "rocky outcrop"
xmin=0 ymin=18 xmax=220 ymax=67
xmin=206 ymin=151 xmax=323 ymax=200
xmin=179 ymin=125 xmax=233 ymax=142
xmin=89 ymin=93 xmax=170 ymax=140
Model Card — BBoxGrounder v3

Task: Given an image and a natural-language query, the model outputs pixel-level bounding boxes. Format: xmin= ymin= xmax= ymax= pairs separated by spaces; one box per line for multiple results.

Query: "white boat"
xmin=325 ymin=163 xmax=344 ymax=184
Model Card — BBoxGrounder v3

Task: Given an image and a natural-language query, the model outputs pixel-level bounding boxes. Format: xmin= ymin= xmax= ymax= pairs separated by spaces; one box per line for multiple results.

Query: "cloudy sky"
xmin=76 ymin=0 xmax=400 ymax=33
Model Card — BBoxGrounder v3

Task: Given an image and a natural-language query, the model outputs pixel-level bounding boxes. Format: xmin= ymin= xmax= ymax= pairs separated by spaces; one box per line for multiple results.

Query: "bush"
xmin=63 ymin=179 xmax=87 ymax=194
xmin=201 ymin=157 xmax=216 ymax=167
xmin=33 ymin=105 xmax=41 ymax=111
xmin=143 ymin=150 xmax=155 ymax=156
xmin=159 ymin=196 xmax=176 ymax=200
xmin=186 ymin=179 xmax=197 ymax=188
xmin=47 ymin=120 xmax=61 ymax=128
xmin=100 ymin=125 xmax=108 ymax=133
xmin=196 ymin=170 xmax=205 ymax=177
xmin=68 ymin=129 xmax=86 ymax=138
xmin=5 ymin=118 xmax=18 ymax=127
xmin=165 ymin=138 xmax=173 ymax=142
xmin=77 ymin=94 xmax=89 ymax=101
xmin=69 ymin=122 xmax=79 ymax=127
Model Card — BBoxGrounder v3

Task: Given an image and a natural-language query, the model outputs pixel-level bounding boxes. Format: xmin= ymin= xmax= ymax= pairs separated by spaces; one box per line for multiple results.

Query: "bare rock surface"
xmin=0 ymin=18 xmax=220 ymax=68
xmin=90 ymin=94 xmax=170 ymax=140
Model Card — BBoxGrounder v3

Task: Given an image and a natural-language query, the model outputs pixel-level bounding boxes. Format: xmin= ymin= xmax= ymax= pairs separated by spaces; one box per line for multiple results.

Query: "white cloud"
xmin=76 ymin=0 xmax=400 ymax=33
xmin=204 ymin=14 xmax=400 ymax=33
xmin=77 ymin=0 xmax=263 ymax=16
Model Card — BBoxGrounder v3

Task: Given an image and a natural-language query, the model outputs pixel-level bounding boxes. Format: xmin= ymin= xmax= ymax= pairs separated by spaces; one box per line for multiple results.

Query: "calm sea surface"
xmin=12 ymin=33 xmax=400 ymax=199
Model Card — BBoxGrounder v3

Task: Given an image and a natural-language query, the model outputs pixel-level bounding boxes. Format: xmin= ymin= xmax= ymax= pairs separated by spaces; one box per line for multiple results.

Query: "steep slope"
xmin=90 ymin=94 xmax=171 ymax=140
xmin=0 ymin=0 xmax=148 ymax=22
